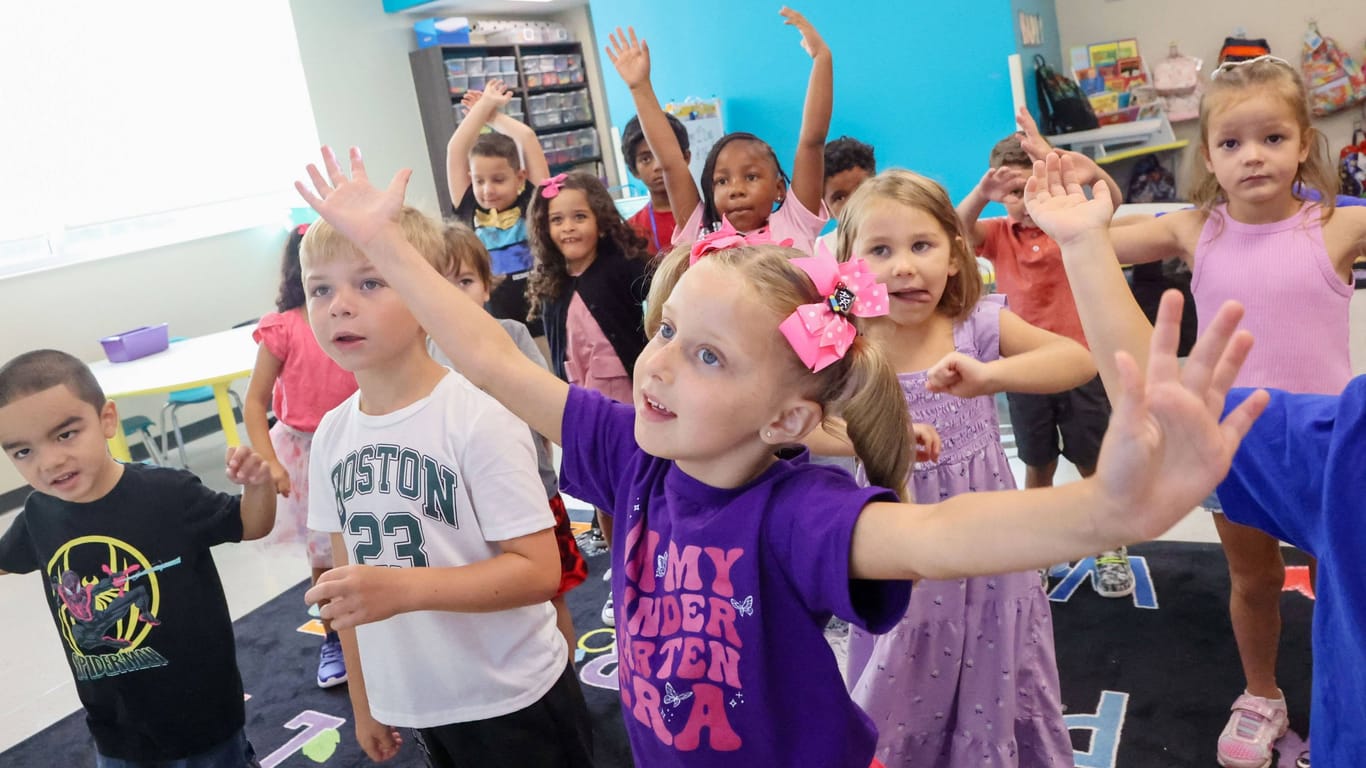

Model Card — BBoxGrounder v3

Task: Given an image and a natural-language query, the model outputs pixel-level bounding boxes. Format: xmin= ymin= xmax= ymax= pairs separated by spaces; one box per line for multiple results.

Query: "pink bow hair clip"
xmin=539 ymin=173 xmax=568 ymax=198
xmin=689 ymin=217 xmax=794 ymax=264
xmin=778 ymin=246 xmax=889 ymax=372
xmin=295 ymin=223 xmax=310 ymax=235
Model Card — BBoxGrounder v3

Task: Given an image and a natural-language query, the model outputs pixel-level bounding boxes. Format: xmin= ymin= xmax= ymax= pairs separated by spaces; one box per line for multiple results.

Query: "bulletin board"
xmin=664 ymin=98 xmax=725 ymax=185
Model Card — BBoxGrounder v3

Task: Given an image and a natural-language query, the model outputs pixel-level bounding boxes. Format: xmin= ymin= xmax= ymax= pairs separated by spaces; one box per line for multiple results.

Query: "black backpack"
xmin=1034 ymin=54 xmax=1099 ymax=135
xmin=1127 ymin=155 xmax=1178 ymax=203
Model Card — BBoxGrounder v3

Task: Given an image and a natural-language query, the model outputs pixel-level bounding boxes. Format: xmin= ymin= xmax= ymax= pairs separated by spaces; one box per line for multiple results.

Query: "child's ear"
xmin=762 ymin=397 xmax=823 ymax=445
xmin=683 ymin=150 xmax=692 ymax=164
xmin=99 ymin=400 xmax=119 ymax=441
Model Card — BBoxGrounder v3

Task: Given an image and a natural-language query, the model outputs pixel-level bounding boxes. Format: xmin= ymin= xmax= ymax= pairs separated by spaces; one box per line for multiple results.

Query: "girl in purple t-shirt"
xmin=606 ymin=11 xmax=832 ymax=255
xmin=295 ymin=143 xmax=1267 ymax=768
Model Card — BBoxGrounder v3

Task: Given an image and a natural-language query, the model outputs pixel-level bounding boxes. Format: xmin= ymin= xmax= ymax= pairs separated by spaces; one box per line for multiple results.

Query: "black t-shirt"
xmin=0 ymin=462 xmax=245 ymax=760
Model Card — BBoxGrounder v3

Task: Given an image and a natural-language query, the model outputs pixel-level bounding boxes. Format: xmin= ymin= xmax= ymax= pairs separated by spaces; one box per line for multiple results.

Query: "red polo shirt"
xmin=976 ymin=217 xmax=1088 ymax=347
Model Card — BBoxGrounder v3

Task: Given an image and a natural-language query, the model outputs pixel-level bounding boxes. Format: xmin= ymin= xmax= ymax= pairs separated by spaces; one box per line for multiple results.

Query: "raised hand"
xmin=482 ymin=78 xmax=514 ymax=109
xmin=781 ymin=7 xmax=829 ymax=59
xmin=295 ymin=146 xmax=411 ymax=255
xmin=1016 ymin=105 xmax=1051 ymax=161
xmin=925 ymin=351 xmax=998 ymax=399
xmin=977 ymin=165 xmax=1029 ymax=203
xmin=305 ymin=564 xmax=403 ymax=630
xmin=1092 ymin=292 xmax=1266 ymax=542
xmin=606 ymin=27 xmax=651 ymax=89
xmin=1024 ymin=152 xmax=1113 ymax=247
xmin=225 ymin=445 xmax=272 ymax=486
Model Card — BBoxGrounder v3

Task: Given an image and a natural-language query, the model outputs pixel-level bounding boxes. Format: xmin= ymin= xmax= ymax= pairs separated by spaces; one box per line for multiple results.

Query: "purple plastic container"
xmin=100 ymin=324 xmax=169 ymax=363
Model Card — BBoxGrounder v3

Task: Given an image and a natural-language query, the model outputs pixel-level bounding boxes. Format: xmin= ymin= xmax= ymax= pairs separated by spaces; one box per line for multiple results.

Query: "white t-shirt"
xmin=308 ymin=369 xmax=563 ymax=728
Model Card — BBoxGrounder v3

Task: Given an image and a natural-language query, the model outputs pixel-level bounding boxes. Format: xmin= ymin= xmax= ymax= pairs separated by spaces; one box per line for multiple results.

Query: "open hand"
xmin=606 ymin=27 xmax=651 ymax=89
xmin=912 ymin=422 xmax=942 ymax=463
xmin=225 ymin=445 xmax=272 ymax=486
xmin=295 ymin=146 xmax=411 ymax=255
xmin=781 ymin=7 xmax=829 ymax=59
xmin=1016 ymin=105 xmax=1051 ymax=161
xmin=1024 ymin=152 xmax=1113 ymax=247
xmin=1093 ymin=292 xmax=1267 ymax=542
xmin=977 ymin=165 xmax=1029 ymax=203
xmin=925 ymin=351 xmax=998 ymax=399
xmin=305 ymin=564 xmax=403 ymax=630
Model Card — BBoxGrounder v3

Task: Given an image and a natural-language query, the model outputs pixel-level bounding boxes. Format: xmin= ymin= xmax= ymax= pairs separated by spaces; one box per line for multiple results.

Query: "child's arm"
xmin=466 ymin=86 xmax=552 ymax=184
xmin=782 ymin=7 xmax=833 ymax=216
xmin=1016 ymin=106 xmax=1124 ymax=208
xmin=306 ymin=527 xmax=559 ymax=629
xmin=445 ymin=79 xmax=514 ymax=209
xmin=297 ymin=146 xmax=569 ymax=444
xmin=327 ymin=534 xmax=403 ymax=763
xmin=849 ymin=295 xmax=1266 ymax=580
xmin=954 ymin=166 xmax=1030 ymax=247
xmin=225 ymin=445 xmax=276 ymax=540
xmin=607 ymin=28 xmax=701 ymax=223
xmin=242 ymin=345 xmax=290 ymax=497
xmin=925 ymin=312 xmax=1096 ymax=399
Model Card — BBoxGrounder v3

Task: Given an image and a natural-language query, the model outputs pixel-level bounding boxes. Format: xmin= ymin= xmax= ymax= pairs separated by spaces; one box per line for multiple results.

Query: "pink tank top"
xmin=1192 ymin=203 xmax=1352 ymax=394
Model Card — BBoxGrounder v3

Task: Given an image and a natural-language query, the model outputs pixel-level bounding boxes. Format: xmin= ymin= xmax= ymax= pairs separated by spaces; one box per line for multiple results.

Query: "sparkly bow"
xmin=539 ymin=173 xmax=568 ymax=198
xmin=688 ymin=217 xmax=793 ymax=264
xmin=778 ymin=244 xmax=889 ymax=372
xmin=473 ymin=207 xmax=522 ymax=230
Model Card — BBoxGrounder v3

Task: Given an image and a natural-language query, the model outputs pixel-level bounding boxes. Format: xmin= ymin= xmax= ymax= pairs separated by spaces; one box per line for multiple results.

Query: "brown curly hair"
xmin=525 ymin=172 xmax=650 ymax=319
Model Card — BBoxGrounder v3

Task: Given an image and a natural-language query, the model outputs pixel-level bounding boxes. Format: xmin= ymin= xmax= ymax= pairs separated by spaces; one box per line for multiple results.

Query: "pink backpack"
xmin=1152 ymin=44 xmax=1203 ymax=122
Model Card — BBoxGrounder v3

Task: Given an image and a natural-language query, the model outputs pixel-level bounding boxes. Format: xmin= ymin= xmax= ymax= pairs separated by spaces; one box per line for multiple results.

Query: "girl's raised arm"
xmin=607 ymin=27 xmax=701 ymax=224
xmin=850 ymin=294 xmax=1265 ymax=581
xmin=783 ymin=7 xmax=832 ymax=216
xmin=296 ymin=146 xmax=569 ymax=443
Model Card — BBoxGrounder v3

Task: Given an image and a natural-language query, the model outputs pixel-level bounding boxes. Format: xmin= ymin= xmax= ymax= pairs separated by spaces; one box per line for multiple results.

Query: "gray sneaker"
xmin=1093 ymin=547 xmax=1134 ymax=598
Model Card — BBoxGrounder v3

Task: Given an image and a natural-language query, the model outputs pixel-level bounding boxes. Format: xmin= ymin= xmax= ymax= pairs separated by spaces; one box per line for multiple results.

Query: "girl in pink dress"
xmin=243 ymin=224 xmax=358 ymax=689
xmin=527 ymin=171 xmax=652 ymax=624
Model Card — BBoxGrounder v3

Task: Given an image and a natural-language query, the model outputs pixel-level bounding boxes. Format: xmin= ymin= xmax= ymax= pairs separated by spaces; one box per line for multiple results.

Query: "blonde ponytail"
xmin=838 ymin=336 xmax=912 ymax=497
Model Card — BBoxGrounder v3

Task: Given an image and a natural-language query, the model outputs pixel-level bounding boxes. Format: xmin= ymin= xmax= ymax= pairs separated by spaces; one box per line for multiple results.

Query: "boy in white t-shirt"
xmin=298 ymin=207 xmax=593 ymax=767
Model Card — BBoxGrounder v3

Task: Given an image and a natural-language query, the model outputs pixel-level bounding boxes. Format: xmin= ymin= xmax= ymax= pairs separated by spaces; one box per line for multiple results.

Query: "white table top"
xmin=88 ymin=325 xmax=259 ymax=399
xmin=1114 ymin=202 xmax=1193 ymax=217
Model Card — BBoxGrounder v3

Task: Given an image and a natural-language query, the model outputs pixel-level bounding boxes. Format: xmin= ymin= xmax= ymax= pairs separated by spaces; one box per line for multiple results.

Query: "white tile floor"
xmin=0 ymin=429 xmax=1220 ymax=755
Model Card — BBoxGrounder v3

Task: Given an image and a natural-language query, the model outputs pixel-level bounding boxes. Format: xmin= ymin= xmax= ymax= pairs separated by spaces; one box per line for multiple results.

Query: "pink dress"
xmin=253 ymin=309 xmax=358 ymax=567
xmin=671 ymin=194 xmax=830 ymax=255
xmin=563 ymin=293 xmax=632 ymax=403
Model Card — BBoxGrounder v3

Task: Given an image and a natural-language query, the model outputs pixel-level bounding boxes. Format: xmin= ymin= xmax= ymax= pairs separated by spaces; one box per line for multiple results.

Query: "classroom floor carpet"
xmin=2 ymin=542 xmax=1314 ymax=768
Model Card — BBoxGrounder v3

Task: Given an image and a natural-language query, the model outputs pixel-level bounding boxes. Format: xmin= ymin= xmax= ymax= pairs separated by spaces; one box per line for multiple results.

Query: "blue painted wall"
xmin=587 ymin=1 xmax=1018 ymax=203
xmin=1011 ymin=0 xmax=1063 ymax=124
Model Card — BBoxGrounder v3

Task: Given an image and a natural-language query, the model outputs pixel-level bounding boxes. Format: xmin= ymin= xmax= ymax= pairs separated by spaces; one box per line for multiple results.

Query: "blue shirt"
xmin=1220 ymin=379 xmax=1366 ymax=765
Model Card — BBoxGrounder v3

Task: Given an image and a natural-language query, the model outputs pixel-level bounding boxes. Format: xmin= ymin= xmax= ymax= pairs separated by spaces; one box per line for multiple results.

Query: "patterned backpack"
xmin=1301 ymin=23 xmax=1366 ymax=117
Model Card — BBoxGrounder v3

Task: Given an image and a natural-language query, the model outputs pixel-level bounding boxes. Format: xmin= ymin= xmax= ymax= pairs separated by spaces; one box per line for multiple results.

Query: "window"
xmin=0 ymin=1 xmax=319 ymax=277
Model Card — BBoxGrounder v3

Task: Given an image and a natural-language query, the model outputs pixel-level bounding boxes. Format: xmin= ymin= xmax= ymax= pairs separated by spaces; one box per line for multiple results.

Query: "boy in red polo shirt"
xmin=622 ymin=112 xmax=689 ymax=256
xmin=956 ymin=130 xmax=1136 ymax=597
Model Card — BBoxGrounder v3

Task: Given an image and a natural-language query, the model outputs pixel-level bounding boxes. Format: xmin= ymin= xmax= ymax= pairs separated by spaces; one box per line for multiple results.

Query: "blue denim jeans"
xmin=96 ymin=729 xmax=259 ymax=768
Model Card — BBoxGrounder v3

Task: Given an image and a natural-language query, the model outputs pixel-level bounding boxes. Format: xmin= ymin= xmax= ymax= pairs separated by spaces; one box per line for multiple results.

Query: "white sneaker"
xmin=601 ymin=596 xmax=615 ymax=626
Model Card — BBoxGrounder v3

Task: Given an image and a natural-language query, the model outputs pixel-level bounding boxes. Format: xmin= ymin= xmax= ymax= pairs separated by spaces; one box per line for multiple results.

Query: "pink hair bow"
xmin=539 ymin=173 xmax=568 ymax=198
xmin=778 ymin=245 xmax=889 ymax=372
xmin=295 ymin=223 xmax=310 ymax=235
xmin=688 ymin=217 xmax=794 ymax=264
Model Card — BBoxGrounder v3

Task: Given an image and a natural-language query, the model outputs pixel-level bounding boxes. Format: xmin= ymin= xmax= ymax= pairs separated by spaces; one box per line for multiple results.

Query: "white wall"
xmin=1054 ymin=0 xmax=1365 ymax=180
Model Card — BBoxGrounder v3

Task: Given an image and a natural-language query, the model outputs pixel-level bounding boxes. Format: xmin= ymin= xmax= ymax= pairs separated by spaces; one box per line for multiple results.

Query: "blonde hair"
xmin=301 ymin=206 xmax=447 ymax=273
xmin=836 ymin=169 xmax=981 ymax=322
xmin=644 ymin=244 xmax=912 ymax=493
xmin=1190 ymin=58 xmax=1339 ymax=218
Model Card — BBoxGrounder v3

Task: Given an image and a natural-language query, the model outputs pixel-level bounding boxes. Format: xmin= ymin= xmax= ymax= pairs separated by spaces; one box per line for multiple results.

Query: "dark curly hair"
xmin=276 ymin=224 xmax=308 ymax=312
xmin=823 ymin=136 xmax=875 ymax=180
xmin=622 ymin=113 xmax=690 ymax=176
xmin=526 ymin=172 xmax=650 ymax=319
xmin=699 ymin=132 xmax=790 ymax=232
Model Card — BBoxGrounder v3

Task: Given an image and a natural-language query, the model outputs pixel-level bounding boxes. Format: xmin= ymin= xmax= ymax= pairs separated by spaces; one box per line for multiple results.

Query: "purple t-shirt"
xmin=560 ymin=386 xmax=910 ymax=767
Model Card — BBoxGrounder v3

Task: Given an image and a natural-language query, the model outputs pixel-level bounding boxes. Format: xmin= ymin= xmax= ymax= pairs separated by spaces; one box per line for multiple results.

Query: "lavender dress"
xmin=846 ymin=297 xmax=1072 ymax=767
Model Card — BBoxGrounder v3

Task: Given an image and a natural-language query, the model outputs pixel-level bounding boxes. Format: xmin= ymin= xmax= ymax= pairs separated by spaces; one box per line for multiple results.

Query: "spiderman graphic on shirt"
xmin=52 ymin=564 xmax=161 ymax=652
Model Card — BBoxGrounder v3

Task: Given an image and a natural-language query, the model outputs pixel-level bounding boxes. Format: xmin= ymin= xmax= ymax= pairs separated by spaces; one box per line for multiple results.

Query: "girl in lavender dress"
xmin=833 ymin=169 xmax=1096 ymax=767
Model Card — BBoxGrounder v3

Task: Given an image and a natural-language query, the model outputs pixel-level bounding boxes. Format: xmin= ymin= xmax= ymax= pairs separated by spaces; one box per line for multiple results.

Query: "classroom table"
xmin=87 ymin=325 xmax=258 ymax=461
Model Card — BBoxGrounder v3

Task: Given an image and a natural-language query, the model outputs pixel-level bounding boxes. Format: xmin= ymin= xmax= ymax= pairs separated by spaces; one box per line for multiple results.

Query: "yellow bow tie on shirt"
xmin=473 ymin=207 xmax=522 ymax=230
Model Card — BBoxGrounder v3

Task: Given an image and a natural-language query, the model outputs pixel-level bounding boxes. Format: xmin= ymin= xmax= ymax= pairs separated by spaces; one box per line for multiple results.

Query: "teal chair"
xmin=120 ymin=415 xmax=168 ymax=465
xmin=159 ymin=336 xmax=244 ymax=467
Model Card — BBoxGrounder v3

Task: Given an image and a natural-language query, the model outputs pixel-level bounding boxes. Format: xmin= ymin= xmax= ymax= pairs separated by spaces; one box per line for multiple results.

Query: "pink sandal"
xmin=1217 ymin=692 xmax=1288 ymax=768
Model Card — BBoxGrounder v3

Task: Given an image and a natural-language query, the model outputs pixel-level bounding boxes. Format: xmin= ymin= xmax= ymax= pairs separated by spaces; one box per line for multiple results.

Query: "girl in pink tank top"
xmin=1103 ymin=57 xmax=1366 ymax=768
